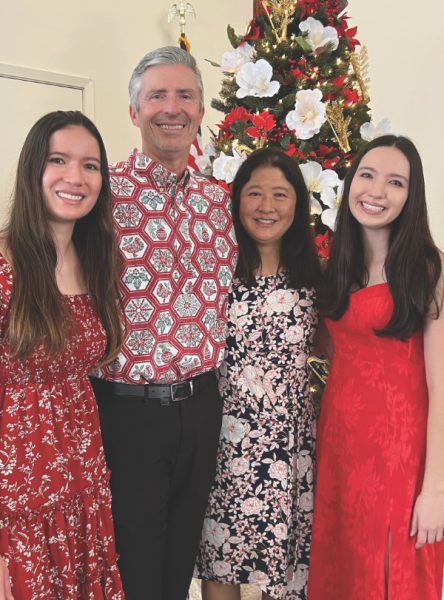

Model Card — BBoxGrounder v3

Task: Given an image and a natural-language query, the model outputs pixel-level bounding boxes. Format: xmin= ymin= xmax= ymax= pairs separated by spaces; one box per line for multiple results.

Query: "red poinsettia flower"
xmin=298 ymin=0 xmax=321 ymax=19
xmin=343 ymin=87 xmax=360 ymax=105
xmin=291 ymin=68 xmax=309 ymax=81
xmin=285 ymin=144 xmax=297 ymax=157
xmin=331 ymin=75 xmax=346 ymax=89
xmin=219 ymin=106 xmax=251 ymax=132
xmin=317 ymin=144 xmax=337 ymax=156
xmin=344 ymin=26 xmax=360 ymax=50
xmin=242 ymin=18 xmax=263 ymax=41
xmin=315 ymin=230 xmax=332 ymax=259
xmin=336 ymin=15 xmax=360 ymax=50
xmin=245 ymin=111 xmax=276 ymax=140
xmin=322 ymin=156 xmax=340 ymax=169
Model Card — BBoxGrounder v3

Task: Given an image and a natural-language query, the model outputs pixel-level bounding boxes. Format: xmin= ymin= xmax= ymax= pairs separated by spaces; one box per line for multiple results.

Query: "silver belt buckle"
xmin=170 ymin=380 xmax=193 ymax=401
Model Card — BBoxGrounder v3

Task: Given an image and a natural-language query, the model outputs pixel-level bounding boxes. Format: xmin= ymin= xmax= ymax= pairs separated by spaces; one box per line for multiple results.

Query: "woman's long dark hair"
xmin=3 ymin=110 xmax=123 ymax=363
xmin=232 ymin=147 xmax=321 ymax=289
xmin=318 ymin=135 xmax=442 ymax=339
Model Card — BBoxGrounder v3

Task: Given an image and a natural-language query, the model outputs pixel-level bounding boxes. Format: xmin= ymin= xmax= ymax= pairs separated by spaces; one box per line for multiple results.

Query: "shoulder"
xmin=432 ymin=250 xmax=444 ymax=308
xmin=187 ymin=172 xmax=231 ymax=203
xmin=109 ymin=158 xmax=132 ymax=176
xmin=0 ymin=250 xmax=13 ymax=310
xmin=109 ymin=149 xmax=140 ymax=176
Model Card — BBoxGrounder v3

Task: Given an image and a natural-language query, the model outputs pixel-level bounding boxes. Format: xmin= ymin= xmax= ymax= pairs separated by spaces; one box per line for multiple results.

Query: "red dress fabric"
xmin=308 ymin=284 xmax=444 ymax=600
xmin=0 ymin=255 xmax=124 ymax=599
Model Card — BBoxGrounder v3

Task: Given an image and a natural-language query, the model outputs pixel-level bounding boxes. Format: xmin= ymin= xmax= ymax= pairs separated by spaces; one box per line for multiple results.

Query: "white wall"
xmin=1 ymin=0 xmax=443 ymax=247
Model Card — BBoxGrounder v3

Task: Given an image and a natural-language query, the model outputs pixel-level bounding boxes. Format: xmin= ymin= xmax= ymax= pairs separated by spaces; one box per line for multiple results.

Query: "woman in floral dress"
xmin=195 ymin=148 xmax=321 ymax=600
xmin=0 ymin=111 xmax=124 ymax=599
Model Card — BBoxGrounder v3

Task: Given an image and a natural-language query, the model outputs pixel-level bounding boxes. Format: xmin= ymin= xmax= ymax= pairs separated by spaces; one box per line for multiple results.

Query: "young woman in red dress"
xmin=308 ymin=135 xmax=444 ymax=599
xmin=0 ymin=111 xmax=124 ymax=599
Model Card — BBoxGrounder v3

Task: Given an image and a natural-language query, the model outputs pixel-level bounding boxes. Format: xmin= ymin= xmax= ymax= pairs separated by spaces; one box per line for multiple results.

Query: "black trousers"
xmin=91 ymin=373 xmax=223 ymax=600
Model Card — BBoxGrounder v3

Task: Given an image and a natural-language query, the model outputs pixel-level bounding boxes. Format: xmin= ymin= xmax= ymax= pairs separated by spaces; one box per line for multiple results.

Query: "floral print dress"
xmin=0 ymin=255 xmax=124 ymax=599
xmin=195 ymin=274 xmax=318 ymax=599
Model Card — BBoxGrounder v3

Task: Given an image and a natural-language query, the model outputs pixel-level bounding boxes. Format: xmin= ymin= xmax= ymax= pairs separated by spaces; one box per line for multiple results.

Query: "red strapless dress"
xmin=308 ymin=284 xmax=444 ymax=600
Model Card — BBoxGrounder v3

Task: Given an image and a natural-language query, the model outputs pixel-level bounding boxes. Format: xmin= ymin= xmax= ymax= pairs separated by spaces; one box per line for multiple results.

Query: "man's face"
xmin=129 ymin=63 xmax=204 ymax=172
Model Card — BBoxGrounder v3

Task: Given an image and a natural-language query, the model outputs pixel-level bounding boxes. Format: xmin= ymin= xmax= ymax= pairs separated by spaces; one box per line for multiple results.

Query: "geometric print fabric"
xmin=99 ymin=149 xmax=237 ymax=384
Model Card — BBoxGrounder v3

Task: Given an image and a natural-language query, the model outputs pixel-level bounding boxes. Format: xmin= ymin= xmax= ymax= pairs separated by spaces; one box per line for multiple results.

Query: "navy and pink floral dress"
xmin=195 ymin=273 xmax=318 ymax=599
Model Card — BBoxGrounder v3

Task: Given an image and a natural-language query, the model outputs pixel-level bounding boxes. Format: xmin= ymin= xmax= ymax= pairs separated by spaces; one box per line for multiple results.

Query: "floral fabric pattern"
xmin=0 ymin=255 xmax=124 ymax=599
xmin=195 ymin=274 xmax=318 ymax=599
xmin=308 ymin=284 xmax=444 ymax=600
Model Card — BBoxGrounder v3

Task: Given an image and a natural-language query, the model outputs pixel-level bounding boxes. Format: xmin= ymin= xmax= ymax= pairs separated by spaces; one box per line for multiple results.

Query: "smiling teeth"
xmin=362 ymin=202 xmax=384 ymax=213
xmin=159 ymin=124 xmax=185 ymax=129
xmin=57 ymin=192 xmax=83 ymax=201
xmin=257 ymin=219 xmax=275 ymax=224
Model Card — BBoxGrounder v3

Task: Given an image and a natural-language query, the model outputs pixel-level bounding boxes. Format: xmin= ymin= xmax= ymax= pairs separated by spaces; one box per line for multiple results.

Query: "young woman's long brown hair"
xmin=318 ymin=135 xmax=442 ymax=340
xmin=2 ymin=110 xmax=123 ymax=363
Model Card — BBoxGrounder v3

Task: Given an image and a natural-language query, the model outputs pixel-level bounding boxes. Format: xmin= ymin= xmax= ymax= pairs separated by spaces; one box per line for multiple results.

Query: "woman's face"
xmin=348 ymin=146 xmax=410 ymax=231
xmin=239 ymin=165 xmax=297 ymax=254
xmin=42 ymin=125 xmax=102 ymax=227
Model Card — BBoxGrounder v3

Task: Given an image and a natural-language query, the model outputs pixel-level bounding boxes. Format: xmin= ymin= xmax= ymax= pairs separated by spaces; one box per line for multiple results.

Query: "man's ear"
xmin=129 ymin=105 xmax=139 ymax=127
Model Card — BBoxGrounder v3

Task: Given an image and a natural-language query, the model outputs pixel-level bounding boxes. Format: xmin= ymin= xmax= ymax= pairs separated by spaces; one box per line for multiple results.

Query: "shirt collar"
xmin=129 ymin=148 xmax=191 ymax=190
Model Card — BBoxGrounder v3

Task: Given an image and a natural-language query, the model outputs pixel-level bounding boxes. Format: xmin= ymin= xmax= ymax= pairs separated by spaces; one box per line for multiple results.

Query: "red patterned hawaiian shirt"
xmin=99 ymin=149 xmax=237 ymax=384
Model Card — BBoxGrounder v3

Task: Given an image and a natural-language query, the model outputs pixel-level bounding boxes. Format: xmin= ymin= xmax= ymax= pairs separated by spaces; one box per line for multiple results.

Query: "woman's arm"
xmin=410 ymin=263 xmax=444 ymax=549
xmin=0 ymin=557 xmax=14 ymax=600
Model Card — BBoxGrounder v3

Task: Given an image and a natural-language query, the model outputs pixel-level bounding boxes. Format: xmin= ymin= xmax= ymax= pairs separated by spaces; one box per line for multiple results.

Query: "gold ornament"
xmin=167 ymin=1 xmax=196 ymax=35
xmin=232 ymin=141 xmax=254 ymax=156
xmin=326 ymin=101 xmax=352 ymax=153
xmin=307 ymin=356 xmax=330 ymax=418
xmin=350 ymin=46 xmax=370 ymax=104
xmin=261 ymin=0 xmax=297 ymax=43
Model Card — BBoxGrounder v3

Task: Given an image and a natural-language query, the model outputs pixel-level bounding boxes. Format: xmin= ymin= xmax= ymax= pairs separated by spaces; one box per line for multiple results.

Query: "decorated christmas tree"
xmin=198 ymin=0 xmax=392 ymax=257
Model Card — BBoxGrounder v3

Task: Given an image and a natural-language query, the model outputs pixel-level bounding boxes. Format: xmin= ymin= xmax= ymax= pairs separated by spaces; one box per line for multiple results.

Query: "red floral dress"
xmin=308 ymin=284 xmax=444 ymax=600
xmin=0 ymin=255 xmax=124 ymax=599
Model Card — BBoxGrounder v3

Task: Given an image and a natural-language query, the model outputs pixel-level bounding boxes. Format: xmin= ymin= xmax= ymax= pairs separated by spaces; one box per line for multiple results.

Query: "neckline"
xmin=351 ymin=282 xmax=388 ymax=295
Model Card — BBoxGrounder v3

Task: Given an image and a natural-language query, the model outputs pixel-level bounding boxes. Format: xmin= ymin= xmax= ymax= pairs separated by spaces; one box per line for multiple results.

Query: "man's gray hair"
xmin=128 ymin=46 xmax=204 ymax=112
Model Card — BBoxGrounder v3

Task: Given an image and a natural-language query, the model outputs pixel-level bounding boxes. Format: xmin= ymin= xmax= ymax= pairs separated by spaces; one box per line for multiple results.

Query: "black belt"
xmin=91 ymin=371 xmax=215 ymax=406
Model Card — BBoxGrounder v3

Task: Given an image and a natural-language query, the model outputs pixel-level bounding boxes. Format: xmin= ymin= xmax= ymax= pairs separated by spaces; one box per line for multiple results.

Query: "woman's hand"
xmin=0 ymin=557 xmax=14 ymax=600
xmin=410 ymin=490 xmax=444 ymax=549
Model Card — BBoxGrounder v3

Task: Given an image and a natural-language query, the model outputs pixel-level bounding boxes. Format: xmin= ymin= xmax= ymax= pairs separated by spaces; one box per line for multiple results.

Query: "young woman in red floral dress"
xmin=0 ymin=111 xmax=124 ymax=599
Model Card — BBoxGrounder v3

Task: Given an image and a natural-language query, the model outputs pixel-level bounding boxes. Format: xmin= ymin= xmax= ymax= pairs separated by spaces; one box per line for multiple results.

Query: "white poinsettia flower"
xmin=321 ymin=206 xmax=338 ymax=230
xmin=299 ymin=17 xmax=339 ymax=53
xmin=286 ymin=89 xmax=326 ymax=140
xmin=360 ymin=118 xmax=395 ymax=141
xmin=212 ymin=150 xmax=245 ymax=183
xmin=300 ymin=161 xmax=340 ymax=208
xmin=310 ymin=196 xmax=322 ymax=215
xmin=236 ymin=59 xmax=280 ymax=99
xmin=194 ymin=142 xmax=216 ymax=172
xmin=221 ymin=42 xmax=255 ymax=74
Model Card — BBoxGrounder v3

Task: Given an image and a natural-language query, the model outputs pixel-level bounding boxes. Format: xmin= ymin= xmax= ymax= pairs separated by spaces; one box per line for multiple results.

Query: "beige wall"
xmin=1 ymin=0 xmax=443 ymax=247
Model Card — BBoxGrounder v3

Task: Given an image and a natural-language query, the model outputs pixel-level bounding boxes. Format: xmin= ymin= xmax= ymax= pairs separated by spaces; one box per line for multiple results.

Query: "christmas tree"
xmin=199 ymin=0 xmax=391 ymax=257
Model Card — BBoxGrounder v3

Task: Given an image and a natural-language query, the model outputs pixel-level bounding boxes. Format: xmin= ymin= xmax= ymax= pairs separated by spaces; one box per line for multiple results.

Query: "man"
xmin=91 ymin=47 xmax=236 ymax=600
